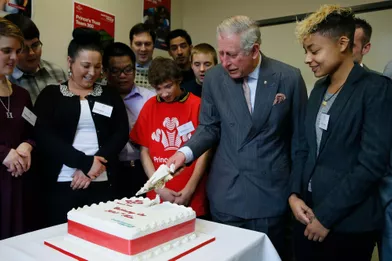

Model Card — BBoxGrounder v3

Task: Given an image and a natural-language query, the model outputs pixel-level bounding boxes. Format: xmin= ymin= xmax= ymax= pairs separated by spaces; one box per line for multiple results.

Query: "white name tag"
xmin=92 ymin=102 xmax=113 ymax=118
xmin=22 ymin=107 xmax=37 ymax=126
xmin=319 ymin=113 xmax=330 ymax=131
xmin=177 ymin=121 xmax=195 ymax=137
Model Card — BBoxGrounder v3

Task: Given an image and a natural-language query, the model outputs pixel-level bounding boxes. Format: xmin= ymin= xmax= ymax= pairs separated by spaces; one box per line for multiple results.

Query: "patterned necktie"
xmin=243 ymin=77 xmax=252 ymax=113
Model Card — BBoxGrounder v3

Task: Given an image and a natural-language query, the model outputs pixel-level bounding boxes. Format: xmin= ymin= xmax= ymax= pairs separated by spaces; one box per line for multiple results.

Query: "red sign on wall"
xmin=73 ymin=1 xmax=115 ymax=38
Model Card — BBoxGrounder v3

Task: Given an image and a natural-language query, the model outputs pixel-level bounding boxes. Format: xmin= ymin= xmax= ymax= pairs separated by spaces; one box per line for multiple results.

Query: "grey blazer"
xmin=185 ymin=55 xmax=308 ymax=219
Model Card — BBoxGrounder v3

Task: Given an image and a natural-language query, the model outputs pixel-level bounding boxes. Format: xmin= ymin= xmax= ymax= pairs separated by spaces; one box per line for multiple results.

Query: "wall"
xmin=181 ymin=0 xmax=391 ymax=92
xmin=32 ymin=0 xmax=183 ymax=71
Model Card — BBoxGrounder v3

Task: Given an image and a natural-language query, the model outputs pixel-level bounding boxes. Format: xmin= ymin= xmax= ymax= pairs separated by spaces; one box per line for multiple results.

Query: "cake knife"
xmin=135 ymin=164 xmax=175 ymax=196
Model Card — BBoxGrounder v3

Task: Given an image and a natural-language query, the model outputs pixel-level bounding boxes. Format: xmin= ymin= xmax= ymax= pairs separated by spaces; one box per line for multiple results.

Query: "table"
xmin=0 ymin=219 xmax=281 ymax=261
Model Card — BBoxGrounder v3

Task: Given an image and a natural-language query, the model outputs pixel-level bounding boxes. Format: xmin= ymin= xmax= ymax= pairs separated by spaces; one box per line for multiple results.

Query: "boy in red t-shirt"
xmin=130 ymin=57 xmax=210 ymax=216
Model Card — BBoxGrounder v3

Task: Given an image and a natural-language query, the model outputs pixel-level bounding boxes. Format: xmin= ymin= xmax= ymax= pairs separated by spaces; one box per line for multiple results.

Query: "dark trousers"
xmin=113 ymin=160 xmax=147 ymax=199
xmin=294 ymin=222 xmax=377 ymax=261
xmin=210 ymin=205 xmax=292 ymax=261
xmin=47 ymin=181 xmax=113 ymax=226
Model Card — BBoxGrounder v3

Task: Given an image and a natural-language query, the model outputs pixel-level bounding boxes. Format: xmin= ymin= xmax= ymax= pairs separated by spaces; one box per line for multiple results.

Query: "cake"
xmin=45 ymin=196 xmax=215 ymax=260
xmin=64 ymin=195 xmax=197 ymax=260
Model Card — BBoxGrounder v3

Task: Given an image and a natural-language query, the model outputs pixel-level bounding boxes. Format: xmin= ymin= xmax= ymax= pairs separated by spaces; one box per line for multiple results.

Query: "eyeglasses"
xmin=109 ymin=65 xmax=135 ymax=76
xmin=22 ymin=41 xmax=43 ymax=54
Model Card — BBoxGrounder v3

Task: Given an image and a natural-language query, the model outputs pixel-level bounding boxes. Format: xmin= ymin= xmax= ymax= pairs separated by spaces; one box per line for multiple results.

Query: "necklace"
xmin=0 ymin=80 xmax=13 ymax=118
xmin=322 ymin=84 xmax=344 ymax=106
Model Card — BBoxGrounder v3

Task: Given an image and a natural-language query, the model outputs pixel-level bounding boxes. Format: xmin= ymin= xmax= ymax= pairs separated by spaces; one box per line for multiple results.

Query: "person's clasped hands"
xmin=70 ymin=156 xmax=107 ymax=190
xmin=2 ymin=142 xmax=33 ymax=177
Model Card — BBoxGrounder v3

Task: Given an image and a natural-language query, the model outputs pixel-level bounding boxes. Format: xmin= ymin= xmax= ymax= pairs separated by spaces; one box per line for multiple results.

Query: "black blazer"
xmin=34 ymin=82 xmax=129 ymax=183
xmin=291 ymin=64 xmax=392 ymax=232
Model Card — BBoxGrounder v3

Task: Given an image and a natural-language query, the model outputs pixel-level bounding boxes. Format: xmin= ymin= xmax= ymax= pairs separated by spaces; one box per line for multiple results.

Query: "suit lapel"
xmin=307 ymin=82 xmax=327 ymax=161
xmin=241 ymin=56 xmax=278 ymax=147
xmin=222 ymin=72 xmax=253 ymax=134
xmin=318 ymin=64 xmax=364 ymax=155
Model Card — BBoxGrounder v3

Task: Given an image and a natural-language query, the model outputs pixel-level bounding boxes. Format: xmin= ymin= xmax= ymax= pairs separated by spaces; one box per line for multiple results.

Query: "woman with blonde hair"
xmin=0 ymin=17 xmax=35 ymax=239
xmin=289 ymin=5 xmax=392 ymax=261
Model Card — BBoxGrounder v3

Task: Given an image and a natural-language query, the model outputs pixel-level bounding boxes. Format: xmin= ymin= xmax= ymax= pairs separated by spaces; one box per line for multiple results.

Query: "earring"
xmin=68 ymin=68 xmax=72 ymax=78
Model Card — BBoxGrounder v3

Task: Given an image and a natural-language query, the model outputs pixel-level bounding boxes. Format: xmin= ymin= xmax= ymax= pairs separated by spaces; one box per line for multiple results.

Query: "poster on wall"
xmin=73 ymin=1 xmax=115 ymax=46
xmin=0 ymin=0 xmax=32 ymax=18
xmin=143 ymin=0 xmax=171 ymax=50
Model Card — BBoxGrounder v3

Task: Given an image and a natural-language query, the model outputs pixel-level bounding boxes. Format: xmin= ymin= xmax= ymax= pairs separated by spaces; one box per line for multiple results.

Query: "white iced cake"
xmin=67 ymin=196 xmax=196 ymax=259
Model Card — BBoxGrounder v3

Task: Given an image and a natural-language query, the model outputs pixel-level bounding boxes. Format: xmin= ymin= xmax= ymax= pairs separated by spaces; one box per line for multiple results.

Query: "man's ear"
xmin=362 ymin=42 xmax=371 ymax=56
xmin=252 ymin=43 xmax=260 ymax=59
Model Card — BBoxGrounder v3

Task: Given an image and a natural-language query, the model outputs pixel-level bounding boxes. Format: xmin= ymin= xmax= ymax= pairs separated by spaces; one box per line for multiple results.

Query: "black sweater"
xmin=34 ymin=82 xmax=129 ymax=183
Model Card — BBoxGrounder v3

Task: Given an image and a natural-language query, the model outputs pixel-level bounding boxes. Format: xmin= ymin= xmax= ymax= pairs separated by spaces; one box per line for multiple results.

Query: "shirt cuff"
xmin=178 ymin=146 xmax=194 ymax=164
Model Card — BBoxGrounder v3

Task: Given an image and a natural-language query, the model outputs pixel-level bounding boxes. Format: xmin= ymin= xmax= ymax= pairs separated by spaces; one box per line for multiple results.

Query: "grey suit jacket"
xmin=185 ymin=55 xmax=308 ymax=219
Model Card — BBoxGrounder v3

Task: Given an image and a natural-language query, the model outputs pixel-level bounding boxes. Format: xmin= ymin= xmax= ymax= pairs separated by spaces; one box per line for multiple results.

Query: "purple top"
xmin=119 ymin=85 xmax=155 ymax=161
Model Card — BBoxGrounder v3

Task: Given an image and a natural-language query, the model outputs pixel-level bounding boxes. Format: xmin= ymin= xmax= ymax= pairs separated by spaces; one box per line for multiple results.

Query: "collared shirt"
xmin=135 ymin=61 xmax=154 ymax=91
xmin=119 ymin=85 xmax=156 ymax=161
xmin=9 ymin=59 xmax=67 ymax=104
xmin=136 ymin=61 xmax=152 ymax=68
xmin=179 ymin=53 xmax=262 ymax=163
xmin=246 ymin=54 xmax=262 ymax=111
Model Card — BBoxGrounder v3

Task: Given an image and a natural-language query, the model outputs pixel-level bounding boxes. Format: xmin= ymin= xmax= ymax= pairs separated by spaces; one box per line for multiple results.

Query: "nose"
xmin=141 ymin=44 xmax=146 ymax=51
xmin=304 ymin=53 xmax=312 ymax=64
xmin=89 ymin=67 xmax=97 ymax=76
xmin=220 ymin=55 xmax=230 ymax=68
xmin=11 ymin=51 xmax=18 ymax=60
xmin=200 ymin=64 xmax=205 ymax=72
xmin=177 ymin=47 xmax=183 ymax=55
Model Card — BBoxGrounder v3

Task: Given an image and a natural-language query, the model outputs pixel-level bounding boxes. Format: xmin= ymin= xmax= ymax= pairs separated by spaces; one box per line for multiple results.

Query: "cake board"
xmin=44 ymin=232 xmax=215 ymax=261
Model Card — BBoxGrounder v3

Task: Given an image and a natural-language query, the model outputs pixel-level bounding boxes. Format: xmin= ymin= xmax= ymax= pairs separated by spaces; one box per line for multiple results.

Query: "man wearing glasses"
xmin=103 ymin=42 xmax=155 ymax=198
xmin=5 ymin=14 xmax=66 ymax=104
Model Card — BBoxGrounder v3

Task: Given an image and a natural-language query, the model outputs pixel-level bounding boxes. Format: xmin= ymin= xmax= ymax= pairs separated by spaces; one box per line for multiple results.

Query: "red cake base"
xmin=68 ymin=219 xmax=196 ymax=255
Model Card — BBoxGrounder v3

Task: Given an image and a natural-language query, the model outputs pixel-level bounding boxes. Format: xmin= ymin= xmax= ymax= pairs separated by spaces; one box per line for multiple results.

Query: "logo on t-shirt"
xmin=151 ymin=117 xmax=192 ymax=151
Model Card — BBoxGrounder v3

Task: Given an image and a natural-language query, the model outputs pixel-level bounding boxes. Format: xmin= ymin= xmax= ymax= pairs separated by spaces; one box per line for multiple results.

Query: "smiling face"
xmin=153 ymin=80 xmax=182 ymax=103
xmin=303 ymin=32 xmax=350 ymax=78
xmin=68 ymin=49 xmax=102 ymax=89
xmin=0 ymin=36 xmax=21 ymax=76
xmin=17 ymin=38 xmax=42 ymax=73
xmin=217 ymin=33 xmax=259 ymax=79
xmin=131 ymin=32 xmax=154 ymax=66
xmin=106 ymin=55 xmax=135 ymax=95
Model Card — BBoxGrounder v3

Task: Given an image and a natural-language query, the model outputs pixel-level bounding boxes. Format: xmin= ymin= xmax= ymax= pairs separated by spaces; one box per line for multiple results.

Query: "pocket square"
xmin=273 ymin=93 xmax=286 ymax=105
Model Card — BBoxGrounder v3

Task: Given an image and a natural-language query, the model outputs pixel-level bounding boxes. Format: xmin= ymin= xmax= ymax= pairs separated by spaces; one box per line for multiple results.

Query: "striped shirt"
xmin=9 ymin=59 xmax=67 ymax=104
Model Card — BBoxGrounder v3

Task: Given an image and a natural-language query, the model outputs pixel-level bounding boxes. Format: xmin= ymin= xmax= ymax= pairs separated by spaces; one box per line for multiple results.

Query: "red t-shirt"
xmin=130 ymin=93 xmax=207 ymax=216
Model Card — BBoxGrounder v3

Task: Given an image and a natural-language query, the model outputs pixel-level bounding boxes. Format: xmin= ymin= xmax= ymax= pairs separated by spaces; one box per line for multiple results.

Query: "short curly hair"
xmin=295 ymin=5 xmax=355 ymax=49
xmin=148 ymin=57 xmax=183 ymax=87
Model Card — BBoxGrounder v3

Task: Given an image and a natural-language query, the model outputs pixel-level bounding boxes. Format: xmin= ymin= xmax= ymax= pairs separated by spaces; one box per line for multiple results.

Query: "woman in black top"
xmin=289 ymin=5 xmax=392 ymax=261
xmin=34 ymin=28 xmax=128 ymax=226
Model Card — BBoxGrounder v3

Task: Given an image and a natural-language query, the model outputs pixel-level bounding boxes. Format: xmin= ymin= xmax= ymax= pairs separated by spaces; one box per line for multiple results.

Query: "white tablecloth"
xmin=0 ymin=219 xmax=281 ymax=261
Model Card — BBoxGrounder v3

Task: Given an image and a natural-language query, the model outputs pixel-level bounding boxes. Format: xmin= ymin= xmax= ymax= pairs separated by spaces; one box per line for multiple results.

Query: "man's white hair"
xmin=217 ymin=15 xmax=261 ymax=54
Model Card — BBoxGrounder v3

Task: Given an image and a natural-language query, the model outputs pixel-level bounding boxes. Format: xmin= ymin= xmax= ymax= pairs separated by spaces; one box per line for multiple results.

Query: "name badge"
xmin=319 ymin=113 xmax=330 ymax=131
xmin=92 ymin=102 xmax=113 ymax=118
xmin=177 ymin=121 xmax=195 ymax=137
xmin=22 ymin=107 xmax=37 ymax=126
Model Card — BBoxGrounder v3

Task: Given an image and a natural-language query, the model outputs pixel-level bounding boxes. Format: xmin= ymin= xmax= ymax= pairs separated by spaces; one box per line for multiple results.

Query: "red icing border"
xmin=168 ymin=237 xmax=216 ymax=261
xmin=44 ymin=241 xmax=88 ymax=261
xmin=68 ymin=218 xmax=196 ymax=255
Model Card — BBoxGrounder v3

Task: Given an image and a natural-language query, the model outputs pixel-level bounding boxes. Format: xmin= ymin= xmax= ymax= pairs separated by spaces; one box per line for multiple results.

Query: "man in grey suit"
xmin=167 ymin=16 xmax=307 ymax=260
